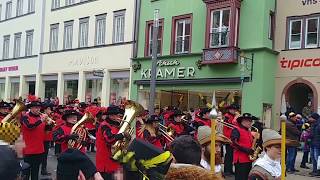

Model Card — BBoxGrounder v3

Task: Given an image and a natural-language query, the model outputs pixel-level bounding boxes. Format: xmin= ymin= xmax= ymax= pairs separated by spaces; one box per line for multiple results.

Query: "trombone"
xmin=158 ymin=123 xmax=175 ymax=142
xmin=215 ymin=119 xmax=237 ymax=129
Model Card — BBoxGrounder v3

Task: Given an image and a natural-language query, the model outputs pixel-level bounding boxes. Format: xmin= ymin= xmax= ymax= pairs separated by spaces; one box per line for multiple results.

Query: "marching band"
xmin=0 ymin=95 xmax=292 ymax=180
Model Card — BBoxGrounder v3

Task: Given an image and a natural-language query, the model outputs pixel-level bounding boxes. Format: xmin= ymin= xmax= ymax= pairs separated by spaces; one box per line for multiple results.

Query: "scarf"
xmin=254 ymin=154 xmax=281 ymax=177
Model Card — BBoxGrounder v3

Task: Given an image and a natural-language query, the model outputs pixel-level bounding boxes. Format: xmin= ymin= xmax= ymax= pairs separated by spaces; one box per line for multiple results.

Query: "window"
xmin=52 ymin=0 xmax=60 ymax=9
xmin=25 ymin=30 xmax=34 ymax=56
xmin=305 ymin=18 xmax=319 ymax=48
xmin=289 ymin=19 xmax=302 ymax=49
xmin=0 ymin=4 xmax=2 ymax=21
xmin=113 ymin=11 xmax=125 ymax=43
xmin=146 ymin=20 xmax=163 ymax=56
xmin=3 ymin=35 xmax=10 ymax=59
xmin=28 ymin=0 xmax=35 ymax=13
xmin=63 ymin=21 xmax=73 ymax=49
xmin=65 ymin=0 xmax=74 ymax=6
xmin=13 ymin=33 xmax=21 ymax=58
xmin=5 ymin=1 xmax=12 ymax=19
xmin=210 ymin=9 xmax=230 ymax=48
xmin=268 ymin=11 xmax=275 ymax=40
xmin=16 ymin=0 xmax=23 ymax=16
xmin=49 ymin=24 xmax=59 ymax=51
xmin=79 ymin=17 xmax=89 ymax=47
xmin=95 ymin=14 xmax=106 ymax=45
xmin=172 ymin=15 xmax=192 ymax=54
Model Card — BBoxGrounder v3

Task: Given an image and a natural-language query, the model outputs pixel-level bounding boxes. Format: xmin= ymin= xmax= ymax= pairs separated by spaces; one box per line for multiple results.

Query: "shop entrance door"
xmin=287 ymin=83 xmax=313 ymax=114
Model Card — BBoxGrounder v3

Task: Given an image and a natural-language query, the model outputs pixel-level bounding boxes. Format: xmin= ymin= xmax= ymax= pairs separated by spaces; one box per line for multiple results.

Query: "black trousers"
xmin=55 ymin=143 xmax=61 ymax=155
xmin=234 ymin=162 xmax=252 ymax=180
xmin=100 ymin=172 xmax=113 ymax=180
xmin=41 ymin=141 xmax=50 ymax=172
xmin=24 ymin=153 xmax=43 ymax=180
xmin=224 ymin=144 xmax=234 ymax=173
xmin=301 ymin=151 xmax=309 ymax=166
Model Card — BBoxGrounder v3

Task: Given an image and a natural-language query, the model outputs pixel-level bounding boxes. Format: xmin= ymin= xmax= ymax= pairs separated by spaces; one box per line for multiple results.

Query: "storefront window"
xmin=110 ymin=78 xmax=129 ymax=106
xmin=64 ymin=80 xmax=78 ymax=103
xmin=0 ymin=84 xmax=5 ymax=100
xmin=85 ymin=79 xmax=102 ymax=103
xmin=138 ymin=89 xmax=241 ymax=111
xmin=28 ymin=82 xmax=35 ymax=95
xmin=10 ymin=82 xmax=20 ymax=100
xmin=45 ymin=80 xmax=57 ymax=98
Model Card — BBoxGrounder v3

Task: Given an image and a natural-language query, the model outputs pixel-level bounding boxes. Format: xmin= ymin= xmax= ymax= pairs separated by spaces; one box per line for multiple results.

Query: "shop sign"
xmin=0 ymin=66 xmax=18 ymax=72
xmin=93 ymin=70 xmax=104 ymax=77
xmin=68 ymin=56 xmax=98 ymax=67
xmin=280 ymin=57 xmax=320 ymax=70
xmin=141 ymin=60 xmax=196 ymax=79
xmin=302 ymin=0 xmax=319 ymax=6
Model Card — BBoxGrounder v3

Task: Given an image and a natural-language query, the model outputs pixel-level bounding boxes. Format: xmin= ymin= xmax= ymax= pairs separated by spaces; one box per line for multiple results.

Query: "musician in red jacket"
xmin=52 ymin=106 xmax=65 ymax=156
xmin=168 ymin=110 xmax=186 ymax=137
xmin=141 ymin=115 xmax=164 ymax=149
xmin=96 ymin=106 xmax=127 ymax=180
xmin=194 ymin=108 xmax=211 ymax=128
xmin=53 ymin=110 xmax=85 ymax=153
xmin=0 ymin=101 xmax=10 ymax=122
xmin=231 ymin=113 xmax=254 ymax=180
xmin=21 ymin=100 xmax=50 ymax=180
xmin=40 ymin=103 xmax=55 ymax=176
xmin=136 ymin=110 xmax=148 ymax=139
xmin=223 ymin=104 xmax=239 ymax=175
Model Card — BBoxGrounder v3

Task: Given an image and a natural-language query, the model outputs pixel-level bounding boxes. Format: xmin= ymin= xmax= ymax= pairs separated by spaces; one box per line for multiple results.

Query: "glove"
xmin=67 ymin=133 xmax=79 ymax=141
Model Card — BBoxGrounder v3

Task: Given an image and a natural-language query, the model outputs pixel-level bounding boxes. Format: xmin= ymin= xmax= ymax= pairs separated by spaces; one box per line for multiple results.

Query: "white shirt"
xmin=200 ymin=159 xmax=222 ymax=173
xmin=253 ymin=153 xmax=281 ymax=178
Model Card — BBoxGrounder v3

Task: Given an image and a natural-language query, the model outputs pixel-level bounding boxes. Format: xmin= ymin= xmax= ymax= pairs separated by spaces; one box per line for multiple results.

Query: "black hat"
xmin=57 ymin=148 xmax=97 ymax=180
xmin=62 ymin=110 xmax=81 ymax=121
xmin=0 ymin=145 xmax=21 ymax=180
xmin=226 ymin=104 xmax=239 ymax=110
xmin=42 ymin=103 xmax=54 ymax=110
xmin=26 ymin=101 xmax=42 ymax=109
xmin=310 ymin=113 xmax=320 ymax=120
xmin=107 ymin=106 xmax=123 ymax=115
xmin=146 ymin=115 xmax=160 ymax=124
xmin=199 ymin=108 xmax=211 ymax=117
xmin=0 ymin=102 xmax=10 ymax=109
xmin=237 ymin=113 xmax=254 ymax=123
xmin=173 ymin=110 xmax=184 ymax=117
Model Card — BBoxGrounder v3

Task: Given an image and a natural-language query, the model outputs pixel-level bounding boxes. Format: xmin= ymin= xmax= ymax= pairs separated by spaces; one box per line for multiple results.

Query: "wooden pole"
xmin=211 ymin=118 xmax=216 ymax=173
xmin=281 ymin=120 xmax=286 ymax=180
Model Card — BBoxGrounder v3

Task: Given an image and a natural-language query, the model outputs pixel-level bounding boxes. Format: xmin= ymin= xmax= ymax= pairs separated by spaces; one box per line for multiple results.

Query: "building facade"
xmin=0 ymin=0 xmax=136 ymax=106
xmin=274 ymin=0 xmax=320 ymax=128
xmin=0 ymin=0 xmax=41 ymax=101
xmin=130 ymin=0 xmax=278 ymax=128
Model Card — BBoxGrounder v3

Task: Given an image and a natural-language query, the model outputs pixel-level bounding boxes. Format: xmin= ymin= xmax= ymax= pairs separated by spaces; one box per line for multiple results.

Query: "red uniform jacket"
xmin=96 ymin=120 xmax=123 ymax=173
xmin=223 ymin=112 xmax=236 ymax=139
xmin=142 ymin=129 xmax=163 ymax=149
xmin=44 ymin=114 xmax=55 ymax=141
xmin=194 ymin=116 xmax=211 ymax=127
xmin=21 ymin=112 xmax=45 ymax=155
xmin=53 ymin=124 xmax=86 ymax=153
xmin=85 ymin=122 xmax=96 ymax=131
xmin=232 ymin=126 xmax=253 ymax=164
xmin=168 ymin=121 xmax=185 ymax=136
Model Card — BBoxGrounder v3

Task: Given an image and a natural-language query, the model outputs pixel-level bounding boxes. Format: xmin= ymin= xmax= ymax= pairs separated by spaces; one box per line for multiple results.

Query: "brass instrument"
xmin=0 ymin=101 xmax=25 ymax=144
xmin=158 ymin=123 xmax=175 ymax=142
xmin=68 ymin=112 xmax=94 ymax=150
xmin=41 ymin=113 xmax=56 ymax=126
xmin=111 ymin=100 xmax=144 ymax=156
xmin=216 ymin=119 xmax=237 ymax=129
xmin=249 ymin=126 xmax=262 ymax=161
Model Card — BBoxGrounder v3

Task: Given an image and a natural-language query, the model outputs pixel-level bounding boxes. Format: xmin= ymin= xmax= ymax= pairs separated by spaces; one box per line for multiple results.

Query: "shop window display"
xmin=64 ymin=80 xmax=78 ymax=104
xmin=85 ymin=79 xmax=102 ymax=103
xmin=10 ymin=82 xmax=20 ymax=100
xmin=110 ymin=78 xmax=129 ymax=106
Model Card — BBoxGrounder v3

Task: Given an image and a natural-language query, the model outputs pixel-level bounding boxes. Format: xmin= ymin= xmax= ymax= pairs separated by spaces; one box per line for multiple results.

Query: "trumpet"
xmin=41 ymin=113 xmax=56 ymax=126
xmin=158 ymin=123 xmax=175 ymax=142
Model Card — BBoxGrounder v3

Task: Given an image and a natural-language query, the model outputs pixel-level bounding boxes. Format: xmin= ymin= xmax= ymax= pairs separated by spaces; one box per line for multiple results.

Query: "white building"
xmin=0 ymin=0 xmax=42 ymax=101
xmin=0 ymin=0 xmax=136 ymax=106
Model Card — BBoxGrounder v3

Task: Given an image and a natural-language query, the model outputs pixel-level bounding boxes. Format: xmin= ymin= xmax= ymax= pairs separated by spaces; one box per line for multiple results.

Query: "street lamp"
xmin=149 ymin=9 xmax=160 ymax=115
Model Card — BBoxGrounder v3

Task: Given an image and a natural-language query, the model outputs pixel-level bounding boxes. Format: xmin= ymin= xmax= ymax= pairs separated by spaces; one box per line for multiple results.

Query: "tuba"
xmin=0 ymin=101 xmax=26 ymax=144
xmin=111 ymin=100 xmax=144 ymax=156
xmin=249 ymin=126 xmax=262 ymax=161
xmin=68 ymin=112 xmax=94 ymax=150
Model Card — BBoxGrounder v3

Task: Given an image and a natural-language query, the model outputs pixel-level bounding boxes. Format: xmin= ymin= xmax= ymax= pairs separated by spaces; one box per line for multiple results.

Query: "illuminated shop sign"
xmin=280 ymin=57 xmax=320 ymax=70
xmin=141 ymin=60 xmax=196 ymax=79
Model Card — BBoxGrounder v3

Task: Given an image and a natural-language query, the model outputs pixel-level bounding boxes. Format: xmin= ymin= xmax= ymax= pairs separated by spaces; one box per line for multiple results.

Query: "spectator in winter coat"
xmin=308 ymin=113 xmax=320 ymax=176
xmin=300 ymin=123 xmax=311 ymax=169
xmin=286 ymin=112 xmax=301 ymax=173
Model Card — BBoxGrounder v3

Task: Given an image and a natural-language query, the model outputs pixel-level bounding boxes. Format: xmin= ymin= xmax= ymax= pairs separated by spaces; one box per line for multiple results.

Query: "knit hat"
xmin=262 ymin=129 xmax=300 ymax=148
xmin=197 ymin=126 xmax=231 ymax=146
xmin=0 ymin=145 xmax=21 ymax=180
xmin=57 ymin=148 xmax=97 ymax=180
xmin=310 ymin=113 xmax=320 ymax=120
